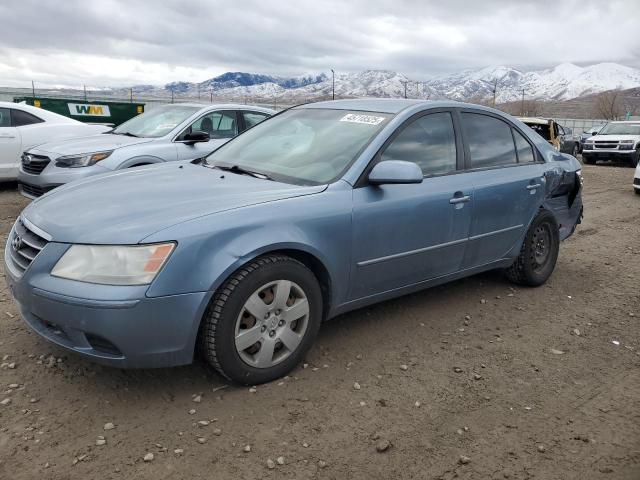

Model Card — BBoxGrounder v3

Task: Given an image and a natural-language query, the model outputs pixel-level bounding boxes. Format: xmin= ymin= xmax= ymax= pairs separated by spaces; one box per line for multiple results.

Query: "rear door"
xmin=458 ymin=110 xmax=546 ymax=269
xmin=0 ymin=108 xmax=21 ymax=179
xmin=175 ymin=110 xmax=239 ymax=160
xmin=350 ymin=110 xmax=473 ymax=299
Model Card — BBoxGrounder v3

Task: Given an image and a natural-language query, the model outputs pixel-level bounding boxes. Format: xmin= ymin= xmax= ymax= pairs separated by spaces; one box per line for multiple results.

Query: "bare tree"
xmin=594 ymin=90 xmax=623 ymax=120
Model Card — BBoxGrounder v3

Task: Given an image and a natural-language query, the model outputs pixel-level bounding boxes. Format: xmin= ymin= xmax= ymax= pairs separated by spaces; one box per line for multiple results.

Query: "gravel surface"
xmin=0 ymin=163 xmax=639 ymax=479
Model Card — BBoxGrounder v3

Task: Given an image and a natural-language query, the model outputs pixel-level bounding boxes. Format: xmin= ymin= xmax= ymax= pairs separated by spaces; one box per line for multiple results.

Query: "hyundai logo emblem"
xmin=11 ymin=235 xmax=22 ymax=252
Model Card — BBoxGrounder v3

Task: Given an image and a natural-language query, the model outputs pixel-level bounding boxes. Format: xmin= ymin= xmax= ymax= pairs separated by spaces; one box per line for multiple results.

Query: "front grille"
xmin=18 ymin=182 xmax=54 ymax=198
xmin=21 ymin=153 xmax=51 ymax=175
xmin=6 ymin=218 xmax=49 ymax=276
xmin=594 ymin=141 xmax=619 ymax=149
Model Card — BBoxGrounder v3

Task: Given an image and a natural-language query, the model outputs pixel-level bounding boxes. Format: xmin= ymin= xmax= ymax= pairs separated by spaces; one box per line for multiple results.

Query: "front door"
xmin=350 ymin=111 xmax=473 ymax=300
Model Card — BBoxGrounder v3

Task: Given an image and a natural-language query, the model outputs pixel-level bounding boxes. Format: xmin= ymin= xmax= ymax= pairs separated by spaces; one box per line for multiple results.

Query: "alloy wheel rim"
xmin=234 ymin=280 xmax=309 ymax=368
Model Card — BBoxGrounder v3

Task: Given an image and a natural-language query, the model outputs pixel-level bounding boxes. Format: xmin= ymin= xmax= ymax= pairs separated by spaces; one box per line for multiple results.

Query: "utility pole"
xmin=521 ymin=88 xmax=525 ymax=115
xmin=401 ymin=81 xmax=408 ymax=99
xmin=171 ymin=88 xmax=174 ymax=104
xmin=210 ymin=89 xmax=213 ymax=103
xmin=83 ymin=84 xmax=87 ymax=102
xmin=130 ymin=88 xmax=133 ymax=103
xmin=197 ymin=84 xmax=200 ymax=100
xmin=31 ymin=80 xmax=35 ymax=100
xmin=492 ymin=78 xmax=498 ymax=107
xmin=331 ymin=69 xmax=335 ymax=100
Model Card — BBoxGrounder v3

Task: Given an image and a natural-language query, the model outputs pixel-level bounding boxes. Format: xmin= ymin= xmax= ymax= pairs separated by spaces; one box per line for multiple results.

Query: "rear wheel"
xmin=199 ymin=255 xmax=322 ymax=385
xmin=505 ymin=210 xmax=559 ymax=287
xmin=571 ymin=143 xmax=579 ymax=157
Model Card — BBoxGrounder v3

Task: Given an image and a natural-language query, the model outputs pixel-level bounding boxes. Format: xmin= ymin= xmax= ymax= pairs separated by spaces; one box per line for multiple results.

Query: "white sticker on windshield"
xmin=156 ymin=123 xmax=178 ymax=130
xmin=339 ymin=114 xmax=385 ymax=125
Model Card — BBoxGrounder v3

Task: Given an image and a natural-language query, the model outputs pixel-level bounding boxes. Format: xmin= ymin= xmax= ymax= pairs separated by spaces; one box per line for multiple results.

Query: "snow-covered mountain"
xmin=119 ymin=62 xmax=640 ymax=103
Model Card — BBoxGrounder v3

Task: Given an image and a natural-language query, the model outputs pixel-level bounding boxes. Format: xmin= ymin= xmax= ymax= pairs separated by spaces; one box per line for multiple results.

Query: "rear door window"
xmin=11 ymin=109 xmax=44 ymax=126
xmin=0 ymin=108 xmax=10 ymax=127
xmin=242 ymin=111 xmax=270 ymax=130
xmin=380 ymin=112 xmax=457 ymax=175
xmin=461 ymin=113 xmax=517 ymax=168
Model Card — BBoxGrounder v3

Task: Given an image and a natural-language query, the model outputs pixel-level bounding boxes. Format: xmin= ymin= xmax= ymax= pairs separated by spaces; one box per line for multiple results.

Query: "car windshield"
xmin=598 ymin=123 xmax=640 ymax=135
xmin=112 ymin=105 xmax=200 ymax=138
xmin=524 ymin=122 xmax=551 ymax=141
xmin=205 ymin=108 xmax=391 ymax=185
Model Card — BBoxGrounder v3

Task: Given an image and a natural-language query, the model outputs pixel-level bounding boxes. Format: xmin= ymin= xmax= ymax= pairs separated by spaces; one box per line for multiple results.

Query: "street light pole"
xmin=331 ymin=69 xmax=335 ymax=100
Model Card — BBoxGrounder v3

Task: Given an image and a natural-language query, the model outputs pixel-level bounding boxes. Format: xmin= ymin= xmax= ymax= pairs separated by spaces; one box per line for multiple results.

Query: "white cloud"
xmin=0 ymin=0 xmax=636 ymax=87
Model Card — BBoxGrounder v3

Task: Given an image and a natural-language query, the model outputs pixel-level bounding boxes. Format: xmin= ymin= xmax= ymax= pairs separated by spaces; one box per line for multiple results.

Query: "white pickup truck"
xmin=582 ymin=121 xmax=640 ymax=168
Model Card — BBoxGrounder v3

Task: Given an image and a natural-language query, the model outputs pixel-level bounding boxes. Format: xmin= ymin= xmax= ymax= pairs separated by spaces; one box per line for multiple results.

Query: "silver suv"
xmin=582 ymin=121 xmax=640 ymax=167
xmin=18 ymin=103 xmax=274 ymax=198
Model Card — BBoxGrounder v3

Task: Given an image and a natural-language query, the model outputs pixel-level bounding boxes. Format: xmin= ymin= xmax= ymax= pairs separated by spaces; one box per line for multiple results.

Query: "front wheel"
xmin=630 ymin=151 xmax=640 ymax=168
xmin=505 ymin=210 xmax=560 ymax=287
xmin=199 ymin=255 xmax=323 ymax=385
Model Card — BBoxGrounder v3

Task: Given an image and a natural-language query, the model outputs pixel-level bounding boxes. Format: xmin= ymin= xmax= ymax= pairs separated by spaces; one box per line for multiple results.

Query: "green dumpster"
xmin=13 ymin=97 xmax=145 ymax=126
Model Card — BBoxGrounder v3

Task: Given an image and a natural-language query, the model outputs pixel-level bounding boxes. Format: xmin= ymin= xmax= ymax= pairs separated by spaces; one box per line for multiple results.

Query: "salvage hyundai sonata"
xmin=4 ymin=99 xmax=583 ymax=384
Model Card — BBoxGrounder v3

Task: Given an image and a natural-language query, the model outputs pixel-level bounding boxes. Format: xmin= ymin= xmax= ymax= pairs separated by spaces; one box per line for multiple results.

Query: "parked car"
xmin=4 ymin=99 xmax=583 ymax=385
xmin=0 ymin=101 xmax=110 ymax=181
xmin=518 ymin=117 xmax=580 ymax=156
xmin=582 ymin=121 xmax=640 ymax=167
xmin=17 ymin=103 xmax=274 ymax=198
xmin=578 ymin=124 xmax=605 ymax=152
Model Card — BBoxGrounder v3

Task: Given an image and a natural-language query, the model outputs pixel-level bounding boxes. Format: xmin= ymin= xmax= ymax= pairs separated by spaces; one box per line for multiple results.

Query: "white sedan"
xmin=0 ymin=101 xmax=110 ymax=181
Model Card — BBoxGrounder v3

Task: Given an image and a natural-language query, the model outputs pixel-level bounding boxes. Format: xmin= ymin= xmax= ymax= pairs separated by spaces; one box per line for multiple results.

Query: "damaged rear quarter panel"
xmin=541 ymin=151 xmax=583 ymax=240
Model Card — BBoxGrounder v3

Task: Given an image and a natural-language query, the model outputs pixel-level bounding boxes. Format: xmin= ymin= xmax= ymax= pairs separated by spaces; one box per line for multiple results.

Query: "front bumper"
xmin=582 ymin=149 xmax=638 ymax=162
xmin=4 ymin=239 xmax=209 ymax=368
xmin=17 ymin=161 xmax=110 ymax=199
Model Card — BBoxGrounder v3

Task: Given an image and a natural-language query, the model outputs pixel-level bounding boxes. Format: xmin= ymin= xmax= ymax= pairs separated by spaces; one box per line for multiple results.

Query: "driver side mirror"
xmin=183 ymin=130 xmax=210 ymax=145
xmin=368 ymin=160 xmax=423 ymax=185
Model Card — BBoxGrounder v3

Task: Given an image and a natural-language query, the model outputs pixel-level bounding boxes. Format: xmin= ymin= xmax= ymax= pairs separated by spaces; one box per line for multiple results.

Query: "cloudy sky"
xmin=0 ymin=0 xmax=636 ymax=88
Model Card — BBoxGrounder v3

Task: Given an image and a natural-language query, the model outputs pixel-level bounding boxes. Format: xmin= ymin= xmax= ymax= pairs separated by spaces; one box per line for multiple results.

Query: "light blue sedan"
xmin=4 ymin=99 xmax=583 ymax=384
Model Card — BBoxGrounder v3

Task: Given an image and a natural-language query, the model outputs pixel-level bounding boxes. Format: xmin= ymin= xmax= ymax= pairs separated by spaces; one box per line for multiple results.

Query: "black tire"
xmin=505 ymin=210 xmax=560 ymax=287
xmin=635 ymin=188 xmax=640 ymax=196
xmin=199 ymin=255 xmax=322 ymax=385
xmin=582 ymin=155 xmax=595 ymax=165
xmin=571 ymin=143 xmax=579 ymax=157
xmin=630 ymin=151 xmax=640 ymax=168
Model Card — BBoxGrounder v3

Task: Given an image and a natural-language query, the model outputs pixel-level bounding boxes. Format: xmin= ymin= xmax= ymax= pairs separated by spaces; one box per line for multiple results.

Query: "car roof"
xmin=517 ymin=117 xmax=552 ymax=125
xmin=298 ymin=98 xmax=470 ymax=114
xmin=0 ymin=100 xmax=81 ymax=124
xmin=167 ymin=102 xmax=274 ymax=113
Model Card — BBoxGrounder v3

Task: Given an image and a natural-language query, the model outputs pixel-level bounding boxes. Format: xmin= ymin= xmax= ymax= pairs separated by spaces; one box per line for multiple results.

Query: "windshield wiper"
xmin=213 ymin=164 xmax=274 ymax=181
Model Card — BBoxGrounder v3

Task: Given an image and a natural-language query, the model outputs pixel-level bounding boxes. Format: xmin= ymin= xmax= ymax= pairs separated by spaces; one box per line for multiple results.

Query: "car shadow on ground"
xmin=0 ymin=181 xmax=19 ymax=192
xmin=28 ymin=269 xmax=511 ymax=397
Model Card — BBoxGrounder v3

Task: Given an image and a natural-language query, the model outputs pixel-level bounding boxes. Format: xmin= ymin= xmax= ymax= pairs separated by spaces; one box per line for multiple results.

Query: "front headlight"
xmin=51 ymin=243 xmax=175 ymax=285
xmin=55 ymin=151 xmax=113 ymax=168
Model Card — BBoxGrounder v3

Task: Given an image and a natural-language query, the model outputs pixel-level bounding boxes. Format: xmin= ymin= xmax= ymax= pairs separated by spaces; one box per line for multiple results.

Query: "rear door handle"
xmin=526 ymin=184 xmax=541 ymax=190
xmin=449 ymin=195 xmax=471 ymax=204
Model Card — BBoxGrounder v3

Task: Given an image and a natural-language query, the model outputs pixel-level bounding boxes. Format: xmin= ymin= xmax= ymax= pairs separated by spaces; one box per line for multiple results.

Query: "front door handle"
xmin=449 ymin=195 xmax=471 ymax=204
xmin=526 ymin=183 xmax=541 ymax=190
xmin=0 ymin=134 xmax=15 ymax=139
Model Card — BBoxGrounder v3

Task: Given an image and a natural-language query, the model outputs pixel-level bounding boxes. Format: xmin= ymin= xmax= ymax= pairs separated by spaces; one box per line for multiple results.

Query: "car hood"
xmin=22 ymin=163 xmax=327 ymax=244
xmin=30 ymin=133 xmax=154 ymax=156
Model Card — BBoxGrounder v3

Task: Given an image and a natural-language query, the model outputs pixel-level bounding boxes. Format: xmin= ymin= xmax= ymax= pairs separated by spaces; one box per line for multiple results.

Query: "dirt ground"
xmin=0 ymin=162 xmax=639 ymax=480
